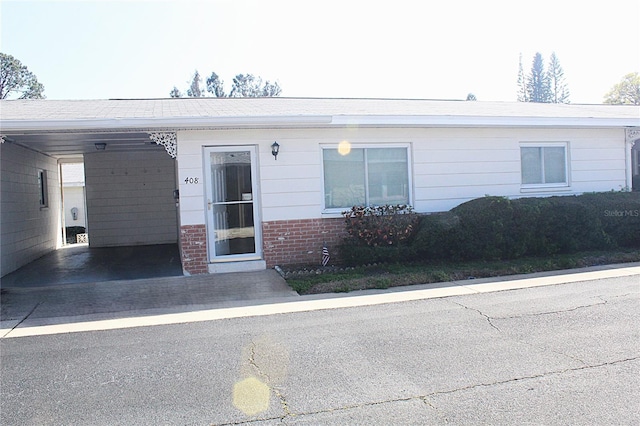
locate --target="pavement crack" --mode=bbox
[218,356,639,425]
[1,301,42,338]
[426,356,640,398]
[502,298,608,320]
[451,301,501,332]
[247,341,292,419]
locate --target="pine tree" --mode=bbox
[516,53,528,102]
[517,52,570,103]
[527,52,550,103]
[547,52,570,103]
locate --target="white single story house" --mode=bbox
[1,98,639,277]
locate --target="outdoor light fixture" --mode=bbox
[95,143,107,151]
[271,141,280,160]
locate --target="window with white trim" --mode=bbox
[520,143,568,186]
[322,145,410,210]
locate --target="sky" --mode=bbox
[1,0,639,103]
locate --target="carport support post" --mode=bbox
[626,128,640,190]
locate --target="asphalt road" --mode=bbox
[1,274,639,425]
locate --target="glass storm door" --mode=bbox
[205,147,261,261]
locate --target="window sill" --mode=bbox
[321,209,345,218]
[520,185,571,194]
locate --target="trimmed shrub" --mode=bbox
[342,204,420,247]
[412,212,460,260]
[412,192,638,262]
[578,192,640,248]
[340,192,639,266]
[339,204,420,265]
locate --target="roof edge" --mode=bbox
[1,114,638,132]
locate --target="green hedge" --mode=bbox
[414,192,639,261]
[340,192,640,265]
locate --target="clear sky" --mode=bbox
[1,0,638,103]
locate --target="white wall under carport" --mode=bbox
[1,142,60,276]
[83,150,178,247]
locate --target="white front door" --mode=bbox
[204,146,261,262]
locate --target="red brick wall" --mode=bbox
[262,218,347,267]
[180,224,208,275]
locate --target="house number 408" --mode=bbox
[184,177,199,184]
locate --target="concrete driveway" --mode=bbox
[1,269,299,331]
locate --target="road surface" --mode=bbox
[1,273,639,424]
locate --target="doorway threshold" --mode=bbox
[208,260,266,274]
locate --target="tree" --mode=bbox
[517,52,570,103]
[527,52,550,103]
[228,74,282,97]
[186,70,204,97]
[516,53,529,102]
[604,72,640,105]
[169,86,182,98]
[0,53,45,99]
[547,52,570,103]
[206,71,225,97]
[171,70,281,98]
[261,80,282,97]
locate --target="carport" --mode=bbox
[1,124,182,283]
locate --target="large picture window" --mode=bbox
[323,145,410,210]
[521,144,568,186]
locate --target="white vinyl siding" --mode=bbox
[176,128,626,223]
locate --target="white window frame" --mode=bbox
[520,142,570,192]
[38,169,49,208]
[321,143,413,214]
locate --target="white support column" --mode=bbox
[625,128,640,189]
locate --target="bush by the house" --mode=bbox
[340,192,639,266]
[414,192,639,262]
[578,192,640,248]
[339,204,420,265]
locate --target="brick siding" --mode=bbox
[262,218,347,267]
[180,224,208,275]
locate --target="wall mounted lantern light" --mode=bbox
[95,143,107,151]
[271,141,280,160]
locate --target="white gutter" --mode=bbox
[331,115,640,128]
[0,115,334,132]
[1,114,638,133]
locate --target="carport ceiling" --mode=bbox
[4,131,164,160]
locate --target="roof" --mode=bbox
[1,97,639,131]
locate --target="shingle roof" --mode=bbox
[1,97,638,127]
